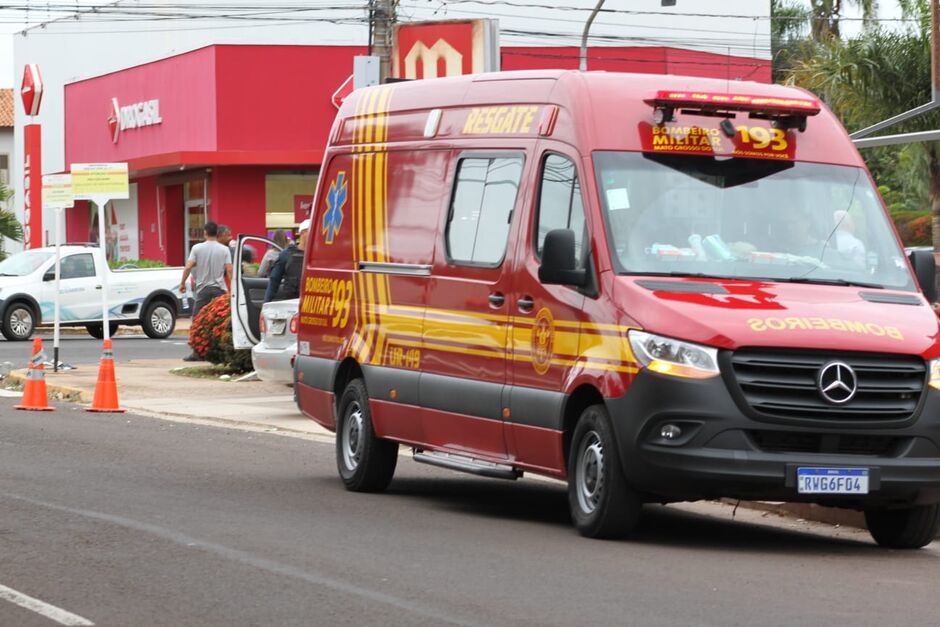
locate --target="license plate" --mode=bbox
[269,319,287,335]
[797,468,869,495]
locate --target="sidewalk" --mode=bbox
[4,357,331,438]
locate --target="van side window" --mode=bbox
[447,156,523,265]
[60,254,96,280]
[536,154,586,268]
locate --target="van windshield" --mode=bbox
[0,250,53,277]
[594,152,915,291]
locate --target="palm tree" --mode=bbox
[0,182,24,260]
[808,0,878,40]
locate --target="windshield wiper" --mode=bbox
[778,277,885,289]
[0,273,18,277]
[634,272,733,280]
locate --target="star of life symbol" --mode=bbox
[322,172,348,245]
[817,361,858,405]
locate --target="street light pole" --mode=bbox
[581,0,677,72]
[580,0,606,72]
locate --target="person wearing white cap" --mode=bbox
[264,218,311,303]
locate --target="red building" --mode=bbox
[63,43,769,265]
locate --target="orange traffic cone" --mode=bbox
[15,337,53,411]
[86,339,125,413]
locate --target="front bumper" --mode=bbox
[251,342,296,385]
[608,370,940,507]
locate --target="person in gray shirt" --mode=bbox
[179,221,233,361]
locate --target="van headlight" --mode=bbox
[930,359,940,390]
[628,331,720,379]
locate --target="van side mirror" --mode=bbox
[43,270,55,282]
[909,250,937,304]
[539,229,587,287]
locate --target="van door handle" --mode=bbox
[517,296,535,312]
[488,292,505,307]
[95,285,103,290]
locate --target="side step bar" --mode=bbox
[413,450,521,480]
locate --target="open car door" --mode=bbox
[232,234,282,349]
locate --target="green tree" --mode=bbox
[0,182,24,260]
[785,22,940,247]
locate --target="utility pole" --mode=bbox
[371,0,397,82]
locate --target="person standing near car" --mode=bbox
[179,221,232,361]
[264,219,309,303]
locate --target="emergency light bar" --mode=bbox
[645,90,821,130]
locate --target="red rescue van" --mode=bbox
[292,70,940,548]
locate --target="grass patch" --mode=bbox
[170,364,243,381]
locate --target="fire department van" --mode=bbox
[294,70,940,548]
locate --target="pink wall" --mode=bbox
[209,167,267,241]
[135,176,161,260]
[65,47,219,165]
[214,45,365,153]
[66,201,90,244]
[501,46,771,83]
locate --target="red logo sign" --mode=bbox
[20,64,43,117]
[108,98,120,144]
[294,194,314,223]
[23,125,43,248]
[392,20,498,80]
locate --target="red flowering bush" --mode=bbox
[188,296,253,372]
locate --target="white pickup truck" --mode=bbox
[0,245,190,341]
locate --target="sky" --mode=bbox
[0,0,911,88]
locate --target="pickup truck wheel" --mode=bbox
[568,404,642,539]
[142,301,176,339]
[85,322,119,340]
[335,378,398,492]
[2,303,35,341]
[865,504,940,549]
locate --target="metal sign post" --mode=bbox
[41,174,74,372]
[70,163,130,342]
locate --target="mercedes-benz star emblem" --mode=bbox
[817,361,858,405]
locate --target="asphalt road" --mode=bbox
[0,334,189,370]
[0,394,938,627]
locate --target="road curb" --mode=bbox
[721,498,866,530]
[4,369,94,404]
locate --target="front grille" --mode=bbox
[749,431,902,456]
[730,349,926,422]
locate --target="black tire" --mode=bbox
[141,300,176,339]
[865,504,940,549]
[2,302,36,341]
[568,404,642,539]
[85,322,119,340]
[335,378,398,492]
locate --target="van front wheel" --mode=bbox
[865,504,940,549]
[335,378,398,492]
[568,404,642,539]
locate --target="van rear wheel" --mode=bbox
[865,504,940,549]
[568,404,642,539]
[335,378,398,492]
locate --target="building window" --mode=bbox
[0,154,9,187]
[446,155,523,265]
[265,172,319,233]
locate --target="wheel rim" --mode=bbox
[150,306,173,335]
[342,401,364,472]
[10,307,33,338]
[576,430,605,515]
